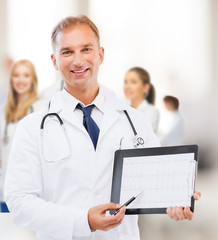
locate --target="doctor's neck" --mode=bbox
[65,84,99,106]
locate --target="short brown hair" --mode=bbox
[51,15,100,49]
[163,96,179,110]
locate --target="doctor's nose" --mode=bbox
[72,53,84,67]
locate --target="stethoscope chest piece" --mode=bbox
[134,135,145,148]
[123,110,145,148]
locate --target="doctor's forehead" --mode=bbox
[54,25,100,51]
[51,15,100,48]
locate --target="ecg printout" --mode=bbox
[120,153,196,209]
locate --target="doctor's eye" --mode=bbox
[83,48,92,53]
[62,51,72,55]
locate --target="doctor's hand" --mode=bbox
[88,202,125,231]
[166,191,201,221]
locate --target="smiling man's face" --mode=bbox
[51,24,104,93]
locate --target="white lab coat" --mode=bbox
[5,87,160,240]
[137,100,160,133]
[159,110,185,146]
[0,99,48,202]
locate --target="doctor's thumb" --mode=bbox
[100,202,121,212]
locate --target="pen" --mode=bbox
[113,191,143,215]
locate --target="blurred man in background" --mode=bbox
[159,95,185,146]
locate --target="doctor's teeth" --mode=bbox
[73,69,86,73]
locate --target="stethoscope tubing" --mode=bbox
[40,113,63,130]
[40,102,144,147]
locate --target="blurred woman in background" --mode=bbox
[0,59,46,212]
[123,67,160,133]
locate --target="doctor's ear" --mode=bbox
[51,54,59,70]
[99,47,104,65]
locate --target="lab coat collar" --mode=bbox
[48,85,128,113]
[60,86,105,114]
[100,86,128,111]
[47,85,129,143]
[97,86,129,142]
[48,91,86,134]
[91,87,105,114]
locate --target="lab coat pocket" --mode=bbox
[41,118,71,163]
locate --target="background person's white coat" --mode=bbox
[0,99,48,203]
[159,110,185,146]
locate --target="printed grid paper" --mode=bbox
[120,153,196,209]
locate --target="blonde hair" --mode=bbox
[5,60,38,123]
[51,15,100,49]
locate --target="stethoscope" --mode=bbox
[3,106,34,144]
[123,110,145,148]
[40,101,145,149]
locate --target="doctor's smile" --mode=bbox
[70,68,90,77]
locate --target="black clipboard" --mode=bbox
[110,145,198,215]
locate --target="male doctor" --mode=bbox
[5,15,200,240]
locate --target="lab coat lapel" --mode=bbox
[47,92,87,136]
[48,88,128,140]
[98,89,127,143]
[60,108,87,134]
[98,107,120,143]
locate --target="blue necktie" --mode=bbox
[76,104,100,149]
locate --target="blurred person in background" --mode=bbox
[159,95,185,146]
[123,67,160,133]
[0,59,46,212]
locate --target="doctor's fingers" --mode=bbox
[193,191,201,201]
[172,207,179,221]
[102,217,124,231]
[166,207,173,219]
[175,207,186,220]
[166,207,179,221]
[98,202,122,213]
[184,206,194,220]
[88,203,124,231]
[101,207,126,230]
[167,206,193,221]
